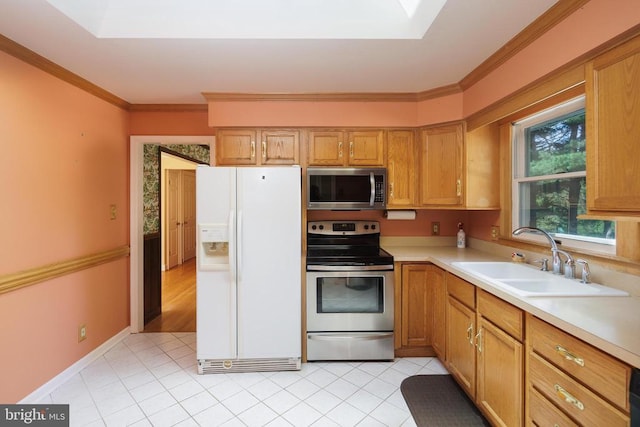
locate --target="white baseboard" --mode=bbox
[19,327,131,403]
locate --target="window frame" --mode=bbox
[510,95,616,255]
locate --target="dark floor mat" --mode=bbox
[400,375,490,426]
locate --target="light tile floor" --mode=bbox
[37,332,449,426]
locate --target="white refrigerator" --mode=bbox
[195,165,302,374]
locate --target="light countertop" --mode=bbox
[382,242,640,369]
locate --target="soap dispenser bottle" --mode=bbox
[457,222,466,248]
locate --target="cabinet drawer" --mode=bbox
[477,289,523,341]
[529,352,630,427]
[529,386,578,427]
[527,314,631,411]
[446,273,475,308]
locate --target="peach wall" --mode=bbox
[0,51,130,402]
[207,100,423,128]
[130,110,212,135]
[463,0,640,116]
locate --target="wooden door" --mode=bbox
[216,129,257,165]
[307,131,344,165]
[261,129,300,165]
[420,124,463,206]
[182,170,196,261]
[446,295,476,398]
[476,317,523,427]
[347,130,384,166]
[166,169,180,269]
[387,130,416,207]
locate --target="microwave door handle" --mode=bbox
[369,172,375,206]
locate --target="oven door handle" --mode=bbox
[307,265,394,271]
[369,171,375,207]
[308,332,394,341]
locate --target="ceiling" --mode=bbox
[0,0,560,105]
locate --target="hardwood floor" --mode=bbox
[144,258,196,332]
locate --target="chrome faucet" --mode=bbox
[512,227,564,275]
[557,249,575,279]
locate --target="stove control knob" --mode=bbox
[364,224,369,230]
[319,225,324,230]
[371,224,377,230]
[311,225,317,230]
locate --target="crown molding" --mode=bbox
[0,34,130,110]
[129,104,208,112]
[459,0,591,90]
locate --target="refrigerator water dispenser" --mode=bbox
[198,223,230,270]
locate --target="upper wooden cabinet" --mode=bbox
[420,124,464,206]
[386,130,417,208]
[261,129,300,165]
[216,129,299,166]
[307,130,384,166]
[586,34,640,216]
[419,122,500,209]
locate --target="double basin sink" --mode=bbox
[451,261,628,297]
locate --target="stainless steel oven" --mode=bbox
[306,221,394,361]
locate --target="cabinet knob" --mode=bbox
[338,141,343,158]
[349,141,354,157]
[262,141,266,160]
[250,141,255,159]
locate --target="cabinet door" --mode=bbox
[387,130,417,207]
[347,130,384,166]
[420,124,463,206]
[216,129,257,165]
[446,295,476,398]
[476,317,523,427]
[431,266,446,360]
[586,35,640,213]
[307,131,344,166]
[260,130,300,165]
[401,264,433,348]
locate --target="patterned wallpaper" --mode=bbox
[143,144,210,235]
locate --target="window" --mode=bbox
[512,96,615,251]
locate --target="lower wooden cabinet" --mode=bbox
[395,268,633,427]
[445,274,524,426]
[395,263,444,357]
[476,290,524,426]
[526,314,631,426]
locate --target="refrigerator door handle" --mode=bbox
[228,210,236,281]
[237,210,243,282]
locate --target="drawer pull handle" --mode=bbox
[555,345,585,367]
[554,384,584,411]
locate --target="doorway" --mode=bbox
[144,150,200,332]
[129,136,214,333]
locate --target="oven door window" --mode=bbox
[316,277,384,313]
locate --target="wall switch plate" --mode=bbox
[110,204,117,220]
[431,222,440,236]
[491,226,500,240]
[78,324,87,342]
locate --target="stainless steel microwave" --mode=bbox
[307,167,386,210]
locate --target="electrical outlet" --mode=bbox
[491,226,500,240]
[110,204,117,220]
[78,324,87,342]
[431,222,440,236]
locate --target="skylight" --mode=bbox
[46,0,447,39]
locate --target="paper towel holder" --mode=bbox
[385,210,417,220]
